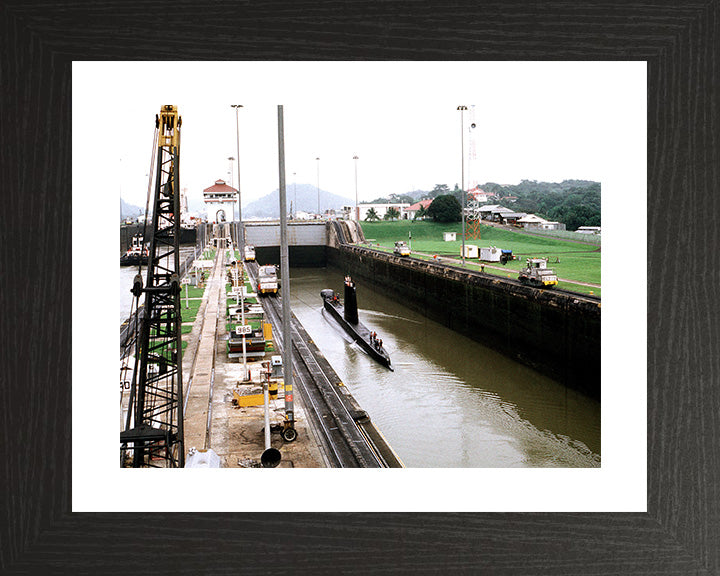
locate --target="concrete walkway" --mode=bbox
[180,246,326,468]
[183,249,224,452]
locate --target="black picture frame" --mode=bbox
[2,2,718,574]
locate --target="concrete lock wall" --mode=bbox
[255,245,328,267]
[245,221,331,267]
[328,245,601,399]
[244,221,327,248]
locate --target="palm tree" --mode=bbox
[415,205,427,220]
[365,208,380,222]
[384,207,400,221]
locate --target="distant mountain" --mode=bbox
[120,198,143,219]
[407,189,430,201]
[243,184,353,218]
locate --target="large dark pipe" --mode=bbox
[261,448,281,468]
[344,278,358,324]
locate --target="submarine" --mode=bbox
[320,277,393,371]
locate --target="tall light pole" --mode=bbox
[227,156,235,222]
[293,172,297,219]
[277,105,294,441]
[353,155,359,222]
[231,104,243,249]
[315,157,321,217]
[457,105,467,267]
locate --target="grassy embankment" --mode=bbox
[359,220,601,296]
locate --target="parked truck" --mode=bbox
[518,258,558,288]
[480,246,514,264]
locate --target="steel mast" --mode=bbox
[121,105,185,468]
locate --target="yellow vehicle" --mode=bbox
[393,241,411,256]
[257,265,278,295]
[518,258,558,288]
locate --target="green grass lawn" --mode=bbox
[182,285,206,298]
[227,295,258,306]
[180,299,203,323]
[360,220,601,293]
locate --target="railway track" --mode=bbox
[246,262,400,468]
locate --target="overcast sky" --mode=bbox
[74,61,645,213]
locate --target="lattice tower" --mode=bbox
[120,105,185,468]
[465,199,483,240]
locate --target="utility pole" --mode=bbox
[457,105,467,267]
[316,157,320,217]
[227,156,235,222]
[353,155,359,222]
[231,104,243,250]
[278,106,295,441]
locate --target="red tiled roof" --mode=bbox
[203,179,237,193]
[407,199,433,211]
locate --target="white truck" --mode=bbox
[243,245,256,262]
[480,246,514,264]
[257,265,278,295]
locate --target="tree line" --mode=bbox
[362,180,600,230]
[499,180,601,230]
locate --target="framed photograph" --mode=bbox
[2,1,717,573]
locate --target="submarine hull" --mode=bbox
[321,290,393,371]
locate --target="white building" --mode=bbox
[203,179,238,223]
[517,214,565,231]
[467,187,494,203]
[576,226,601,234]
[517,214,548,229]
[477,204,506,219]
[353,203,410,221]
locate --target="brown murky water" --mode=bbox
[289,267,600,468]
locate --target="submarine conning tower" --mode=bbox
[343,276,359,324]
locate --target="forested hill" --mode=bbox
[488,179,601,230]
[351,179,601,231]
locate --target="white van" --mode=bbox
[243,245,256,262]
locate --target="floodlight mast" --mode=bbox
[231,104,244,249]
[457,105,468,267]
